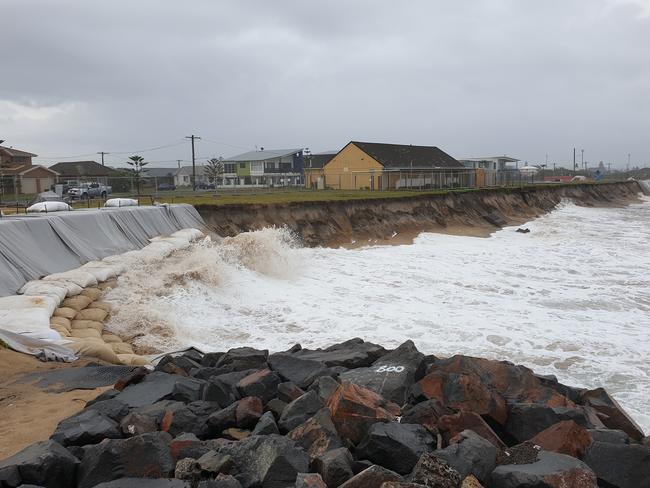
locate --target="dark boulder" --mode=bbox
[356,422,436,475]
[265,398,288,419]
[198,474,243,487]
[114,367,149,391]
[120,411,159,436]
[174,457,201,482]
[583,441,650,488]
[115,372,204,408]
[277,382,306,403]
[312,447,354,488]
[92,479,189,487]
[279,390,323,432]
[410,453,462,488]
[251,411,280,436]
[201,351,226,367]
[236,369,281,403]
[160,404,203,438]
[85,398,130,422]
[294,339,387,369]
[197,450,235,476]
[437,411,506,449]
[338,465,402,488]
[580,388,645,441]
[587,428,630,444]
[411,370,507,426]
[203,375,242,407]
[309,376,340,403]
[269,353,332,389]
[505,403,602,443]
[0,440,79,488]
[433,430,497,483]
[490,449,597,488]
[339,340,425,405]
[156,355,201,376]
[401,399,452,434]
[326,381,400,444]
[170,434,219,462]
[206,402,239,435]
[288,408,343,460]
[85,388,120,406]
[219,434,309,488]
[214,347,269,373]
[77,432,174,488]
[51,409,121,446]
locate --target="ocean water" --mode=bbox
[106,197,650,432]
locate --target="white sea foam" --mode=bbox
[106,198,650,432]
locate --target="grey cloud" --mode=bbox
[1,0,648,167]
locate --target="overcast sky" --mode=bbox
[1,0,649,168]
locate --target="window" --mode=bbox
[239,163,246,169]
[224,163,236,173]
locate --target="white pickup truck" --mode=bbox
[68,182,112,200]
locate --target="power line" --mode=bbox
[200,138,252,151]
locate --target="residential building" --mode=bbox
[48,160,117,184]
[0,145,37,167]
[458,156,520,186]
[174,166,208,187]
[0,145,58,195]
[222,148,304,186]
[2,164,59,194]
[322,141,466,190]
[144,167,177,186]
[304,151,337,189]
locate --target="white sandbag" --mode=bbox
[44,270,98,288]
[149,236,191,250]
[26,201,73,213]
[171,228,204,241]
[0,308,61,342]
[22,279,84,298]
[80,262,118,282]
[98,257,127,275]
[0,295,58,316]
[104,198,138,208]
[19,281,67,303]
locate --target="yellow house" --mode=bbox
[322,141,465,190]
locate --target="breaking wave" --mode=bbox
[105,199,650,432]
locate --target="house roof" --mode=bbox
[48,160,116,177]
[306,153,337,169]
[350,141,463,169]
[144,167,179,178]
[461,156,520,162]
[223,148,303,162]
[2,164,59,176]
[0,146,37,158]
[175,165,207,176]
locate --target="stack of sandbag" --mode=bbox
[0,295,61,342]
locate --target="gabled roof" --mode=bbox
[175,165,207,176]
[0,146,37,158]
[306,153,337,169]
[223,148,303,162]
[48,160,116,177]
[350,141,463,169]
[145,167,179,178]
[2,164,59,176]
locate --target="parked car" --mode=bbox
[68,182,112,200]
[157,183,176,191]
[197,182,216,190]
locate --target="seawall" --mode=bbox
[197,181,643,247]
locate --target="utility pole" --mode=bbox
[177,160,182,169]
[97,151,109,166]
[627,153,631,171]
[581,149,584,171]
[185,135,201,191]
[573,148,577,172]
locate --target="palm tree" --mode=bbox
[126,155,149,197]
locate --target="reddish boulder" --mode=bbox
[530,420,593,459]
[287,408,343,460]
[326,381,400,444]
[236,368,281,403]
[401,399,452,434]
[438,411,506,449]
[580,388,645,441]
[235,396,263,429]
[296,472,328,488]
[412,371,507,425]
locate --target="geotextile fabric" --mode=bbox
[0,204,205,297]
